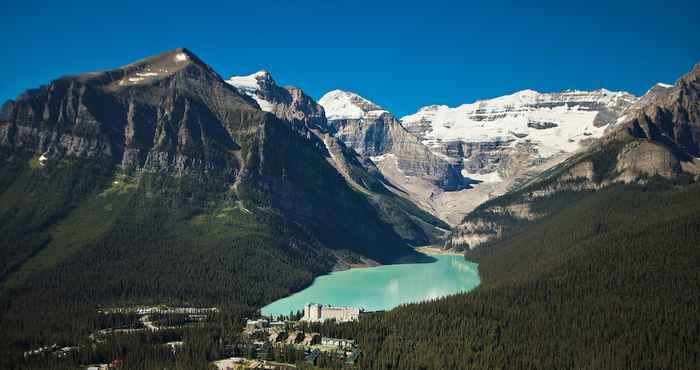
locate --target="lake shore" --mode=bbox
[415,246,464,256]
[262,253,479,316]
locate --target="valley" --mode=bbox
[0,44,698,370]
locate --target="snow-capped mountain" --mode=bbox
[225,71,449,242]
[401,88,637,185]
[227,70,277,111]
[226,71,327,130]
[230,73,640,226]
[319,90,469,220]
[447,64,700,252]
[318,89,389,120]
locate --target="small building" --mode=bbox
[165,341,183,353]
[269,321,286,329]
[245,319,269,334]
[321,337,355,349]
[86,365,108,370]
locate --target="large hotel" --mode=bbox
[301,303,360,322]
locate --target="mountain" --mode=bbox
[319,90,472,225]
[331,175,700,370]
[312,62,700,370]
[317,90,465,193]
[226,70,327,130]
[398,88,636,223]
[226,72,449,245]
[0,47,444,320]
[446,62,700,251]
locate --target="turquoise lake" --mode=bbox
[262,254,480,316]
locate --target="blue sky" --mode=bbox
[2,0,698,117]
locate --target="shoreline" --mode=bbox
[414,246,464,256]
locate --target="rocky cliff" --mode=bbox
[318,90,475,225]
[318,90,466,190]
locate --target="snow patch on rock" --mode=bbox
[402,89,637,154]
[318,90,383,120]
[461,170,503,184]
[226,71,275,112]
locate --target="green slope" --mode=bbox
[309,181,700,369]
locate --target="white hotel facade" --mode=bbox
[301,303,360,322]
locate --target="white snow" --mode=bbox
[369,153,394,163]
[174,53,188,62]
[38,154,48,166]
[401,89,637,155]
[461,170,503,184]
[656,82,673,88]
[227,73,263,92]
[253,97,274,112]
[119,70,163,86]
[318,90,383,120]
[366,109,389,117]
[226,71,275,112]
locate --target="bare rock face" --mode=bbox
[615,141,681,182]
[612,63,700,159]
[447,219,501,251]
[318,90,467,192]
[0,48,255,179]
[560,161,595,182]
[227,71,327,130]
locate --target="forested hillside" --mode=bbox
[309,179,700,369]
[0,49,439,369]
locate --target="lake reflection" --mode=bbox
[261,254,479,316]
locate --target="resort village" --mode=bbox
[20,303,364,370]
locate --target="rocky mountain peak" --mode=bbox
[319,88,470,221]
[608,61,700,163]
[226,70,327,129]
[227,70,274,91]
[318,90,387,120]
[60,48,227,92]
